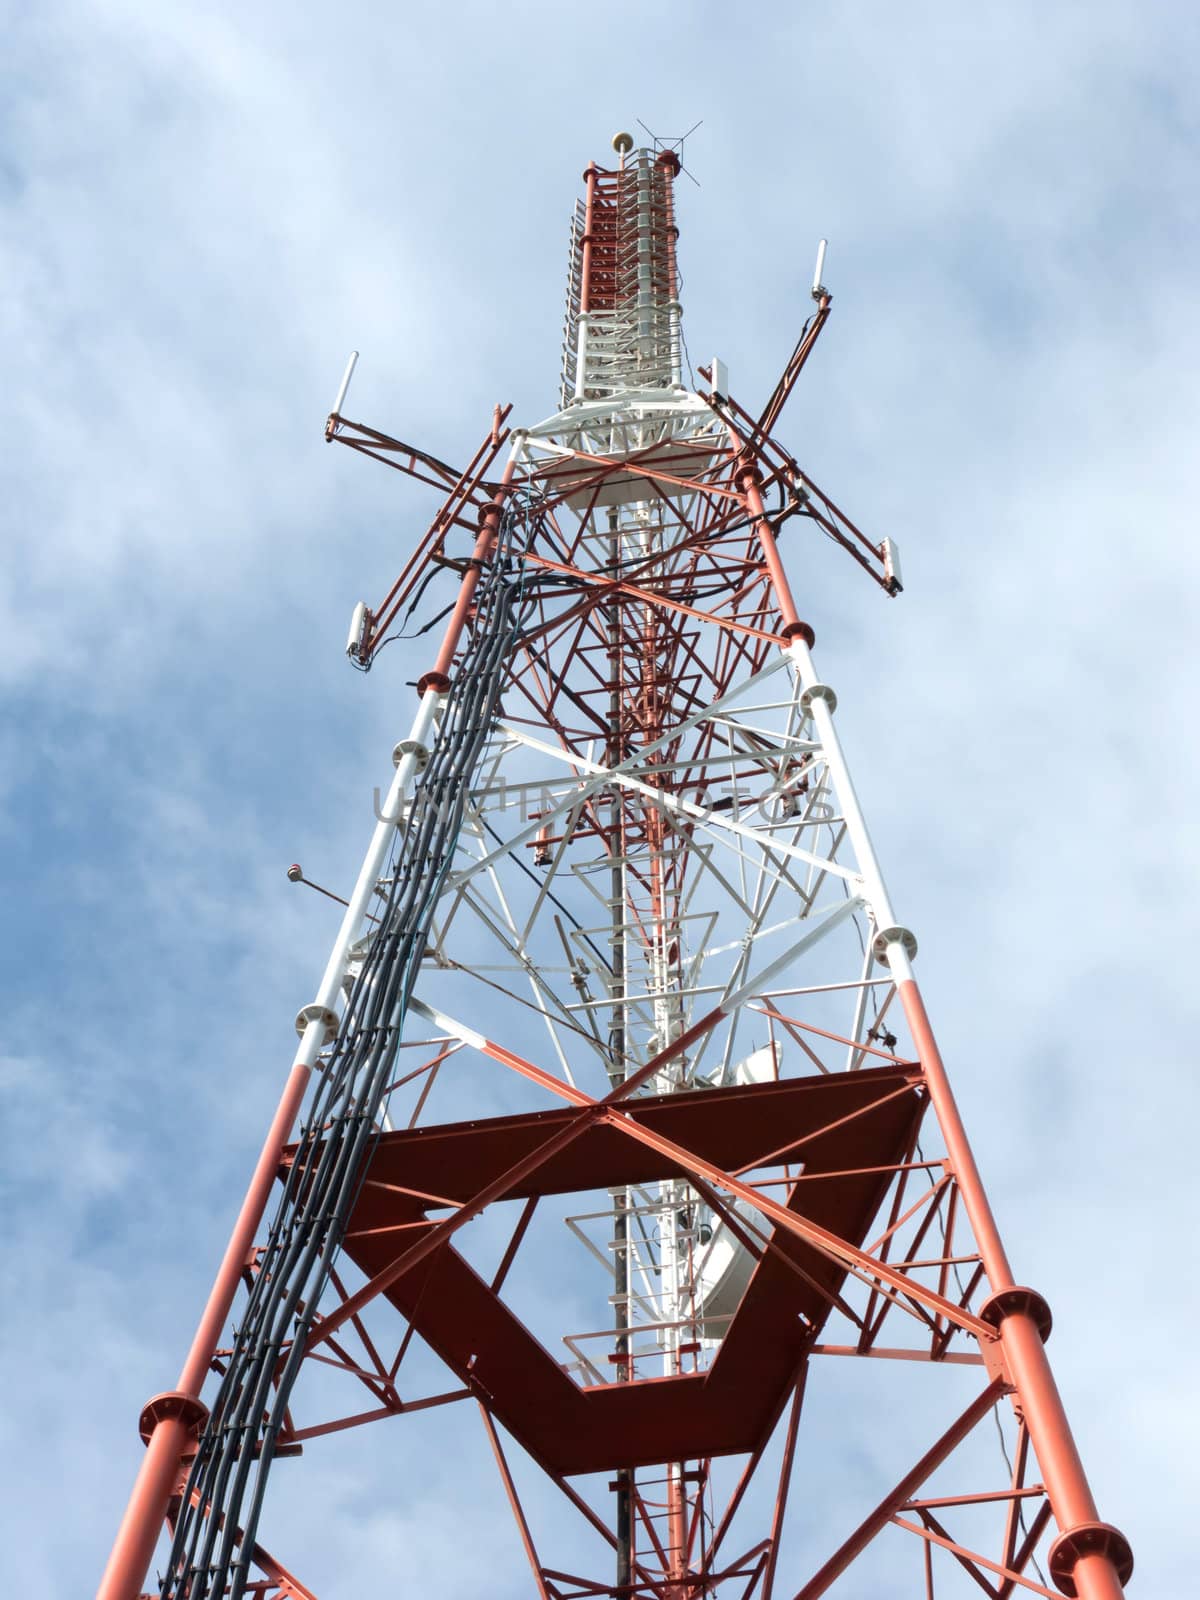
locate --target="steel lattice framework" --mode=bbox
[98,135,1133,1600]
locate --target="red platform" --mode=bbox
[319,1063,923,1477]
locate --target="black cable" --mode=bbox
[160,494,544,1598]
[216,571,519,1579]
[478,815,611,973]
[161,476,796,1593]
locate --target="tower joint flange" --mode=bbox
[1047,1522,1134,1596]
[138,1392,209,1447]
[800,682,838,715]
[872,925,919,965]
[979,1285,1053,1345]
[294,1002,339,1042]
[393,739,431,770]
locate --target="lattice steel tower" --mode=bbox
[98,133,1133,1600]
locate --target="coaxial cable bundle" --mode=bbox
[160,495,544,1598]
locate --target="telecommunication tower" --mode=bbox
[98,132,1133,1600]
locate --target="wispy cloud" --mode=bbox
[4,2,1196,1594]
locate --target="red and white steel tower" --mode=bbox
[98,132,1133,1600]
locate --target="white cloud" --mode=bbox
[4,2,1196,1594]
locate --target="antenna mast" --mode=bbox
[98,136,1131,1600]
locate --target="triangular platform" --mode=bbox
[316,1063,923,1476]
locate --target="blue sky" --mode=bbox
[3,2,1198,1594]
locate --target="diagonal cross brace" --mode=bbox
[304,903,988,1358]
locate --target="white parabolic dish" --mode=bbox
[693,1043,780,1340]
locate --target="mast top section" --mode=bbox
[327,134,904,673]
[560,142,684,410]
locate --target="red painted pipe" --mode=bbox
[579,162,599,316]
[99,442,521,1599]
[96,1060,313,1600]
[732,448,810,645]
[895,977,1129,1599]
[96,1414,194,1600]
[420,457,518,692]
[795,1380,1006,1599]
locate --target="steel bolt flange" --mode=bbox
[392,739,430,770]
[1047,1521,1134,1596]
[294,1002,338,1042]
[979,1284,1054,1345]
[872,925,919,965]
[138,1391,209,1447]
[800,681,837,715]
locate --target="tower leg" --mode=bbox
[95,689,446,1600]
[95,1058,312,1600]
[894,971,1132,1599]
[773,623,1131,1599]
[96,1414,196,1600]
